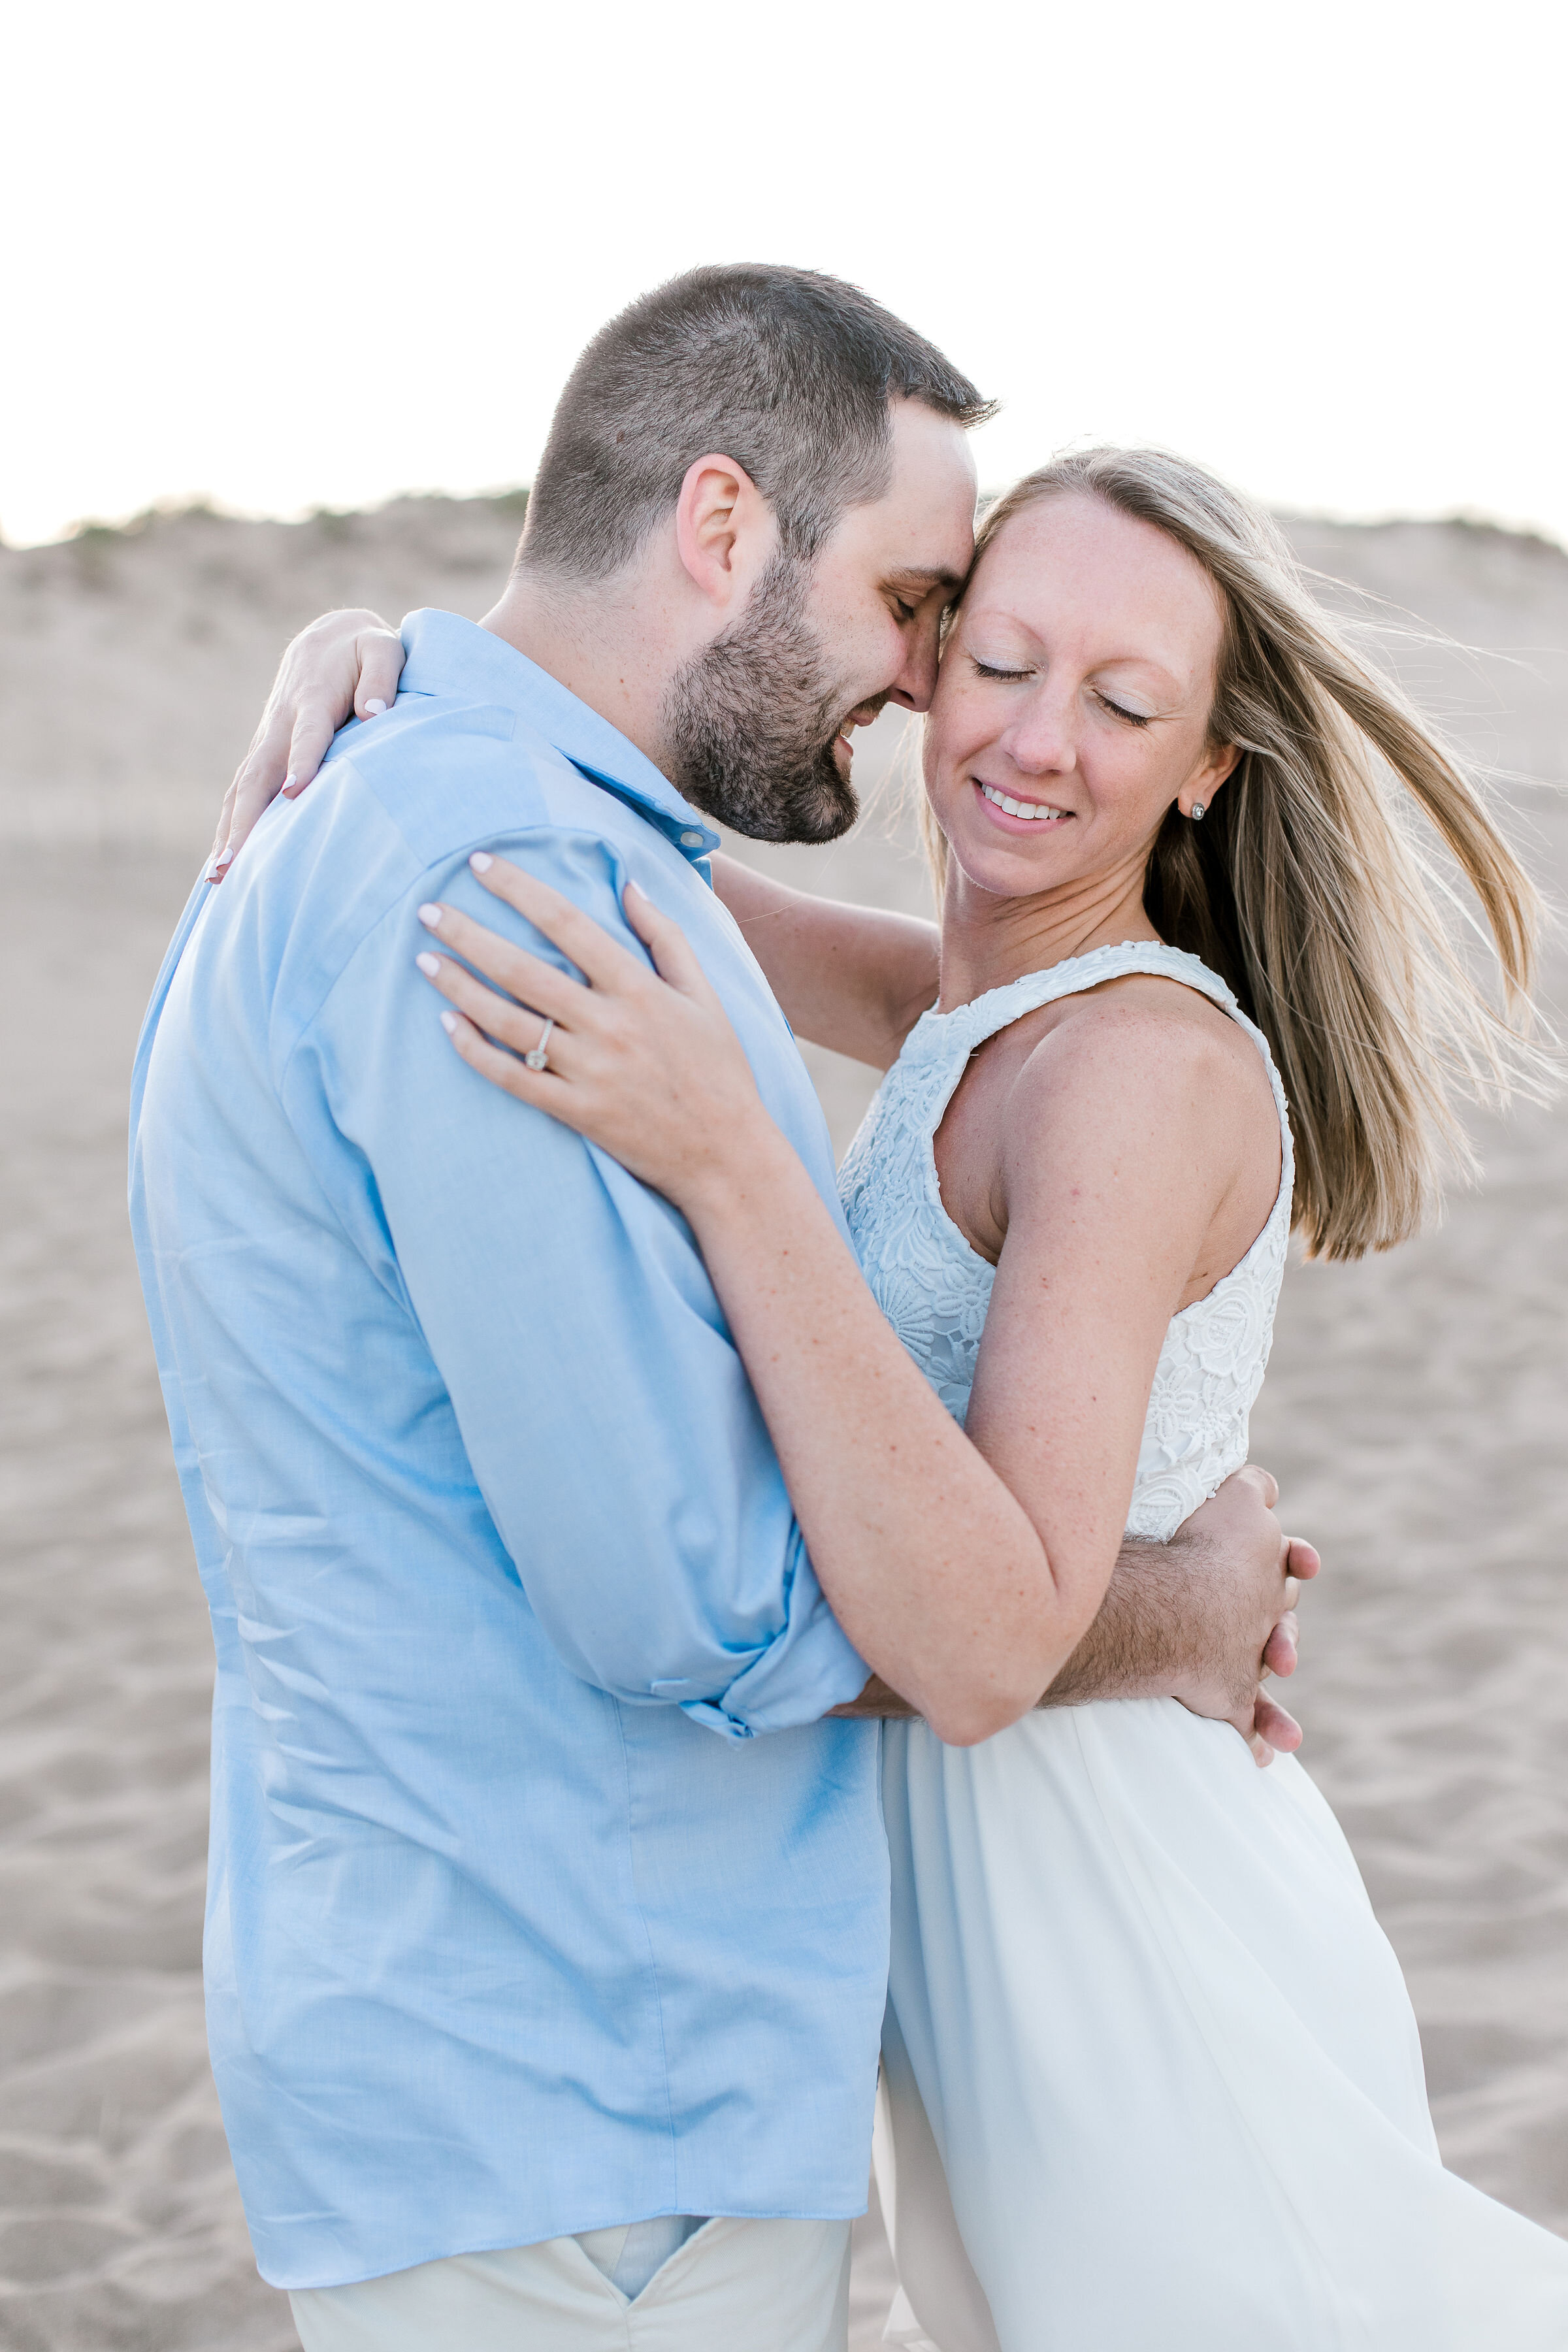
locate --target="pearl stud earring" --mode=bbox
[1190,802,1206,821]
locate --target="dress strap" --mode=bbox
[912,940,1241,1051]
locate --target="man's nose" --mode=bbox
[886,612,943,713]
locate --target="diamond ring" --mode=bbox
[523,1018,555,1073]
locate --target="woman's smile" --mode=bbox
[974,779,1074,830]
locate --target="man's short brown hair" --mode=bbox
[518,263,993,581]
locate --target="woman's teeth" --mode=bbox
[980,783,1067,822]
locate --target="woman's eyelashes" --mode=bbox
[969,655,1154,727]
[1097,693,1154,727]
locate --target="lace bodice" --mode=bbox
[838,942,1294,1541]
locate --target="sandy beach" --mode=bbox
[1,497,1563,2347]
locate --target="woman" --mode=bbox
[240,452,1567,2342]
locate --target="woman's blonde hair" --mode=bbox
[922,448,1547,1260]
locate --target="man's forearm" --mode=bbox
[1034,1532,1215,1706]
[829,1469,1306,1765]
[828,1533,1207,1720]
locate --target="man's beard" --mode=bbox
[661,553,866,845]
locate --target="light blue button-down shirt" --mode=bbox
[129,611,886,2291]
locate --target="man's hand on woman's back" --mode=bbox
[208,608,405,877]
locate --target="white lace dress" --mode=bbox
[839,943,1568,2352]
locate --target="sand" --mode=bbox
[0,498,1563,2348]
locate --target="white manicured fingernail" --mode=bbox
[417,903,442,930]
[363,698,387,717]
[469,851,493,874]
[625,879,647,902]
[416,951,441,977]
[215,845,234,868]
[440,1010,458,1034]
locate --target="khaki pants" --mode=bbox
[289,2215,853,2351]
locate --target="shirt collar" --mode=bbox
[397,608,721,864]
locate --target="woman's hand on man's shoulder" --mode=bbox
[209,608,406,880]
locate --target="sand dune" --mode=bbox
[0,497,1563,2347]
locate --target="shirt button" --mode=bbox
[680,830,706,847]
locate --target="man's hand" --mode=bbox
[208,608,405,879]
[1166,1466,1318,1766]
[830,1466,1318,1761]
[1033,1464,1317,1767]
[831,1468,1317,1761]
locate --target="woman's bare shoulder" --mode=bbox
[1024,968,1266,1088]
[1001,968,1280,1207]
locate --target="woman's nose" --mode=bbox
[1003,693,1075,776]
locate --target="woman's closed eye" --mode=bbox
[1096,693,1154,727]
[968,656,1156,725]
[971,657,1035,683]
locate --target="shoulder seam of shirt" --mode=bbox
[275,788,634,1082]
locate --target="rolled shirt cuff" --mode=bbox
[672,1588,871,1742]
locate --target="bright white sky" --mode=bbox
[4,0,1564,549]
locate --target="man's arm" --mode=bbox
[831,1468,1318,1766]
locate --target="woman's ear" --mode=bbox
[673,454,774,612]
[1179,740,1241,820]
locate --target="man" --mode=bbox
[135,265,1310,2350]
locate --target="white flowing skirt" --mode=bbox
[877,1701,1568,2351]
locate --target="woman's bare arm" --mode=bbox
[712,854,939,1069]
[951,993,1278,1650]
[416,857,1308,1752]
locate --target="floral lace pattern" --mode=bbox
[839,943,1294,1543]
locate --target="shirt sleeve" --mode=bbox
[290,822,870,1739]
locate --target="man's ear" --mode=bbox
[673,454,776,611]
